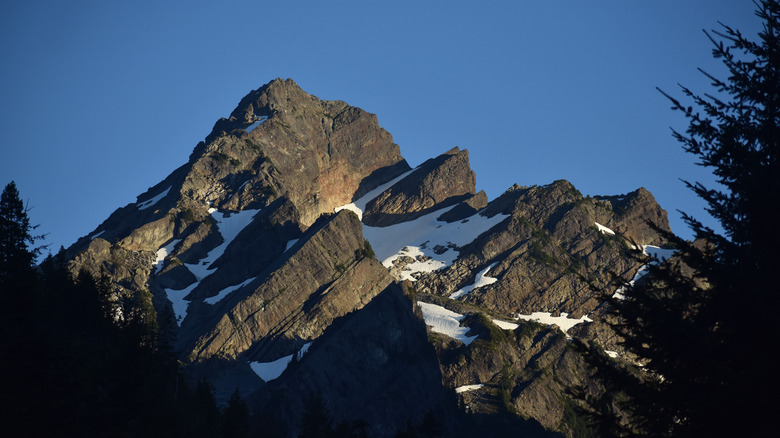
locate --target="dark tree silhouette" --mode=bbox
[190,379,221,438]
[299,393,335,438]
[0,181,44,285]
[221,388,250,438]
[0,181,191,437]
[580,1,780,436]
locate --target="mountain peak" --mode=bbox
[65,79,674,437]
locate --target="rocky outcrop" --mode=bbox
[595,187,670,245]
[70,237,156,291]
[437,190,489,223]
[426,307,603,438]
[363,147,476,226]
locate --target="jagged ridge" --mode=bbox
[66,78,674,437]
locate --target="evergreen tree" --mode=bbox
[582,1,780,436]
[394,420,418,438]
[0,181,44,286]
[298,392,334,438]
[0,183,188,437]
[191,379,221,438]
[221,388,250,438]
[418,410,445,438]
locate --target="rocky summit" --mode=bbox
[66,78,673,437]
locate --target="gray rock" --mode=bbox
[363,147,476,226]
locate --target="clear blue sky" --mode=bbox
[0,1,762,253]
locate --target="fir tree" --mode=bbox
[191,379,221,438]
[418,410,445,438]
[0,181,44,286]
[221,389,250,438]
[581,1,780,436]
[299,392,334,438]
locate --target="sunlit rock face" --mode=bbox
[362,147,477,227]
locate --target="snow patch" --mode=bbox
[284,239,299,252]
[644,245,676,262]
[165,282,198,326]
[363,207,509,282]
[249,355,292,382]
[153,239,181,273]
[334,170,414,220]
[595,222,615,235]
[334,203,364,220]
[606,350,619,358]
[204,276,255,305]
[245,116,268,133]
[184,208,261,281]
[613,245,678,300]
[449,263,499,299]
[249,342,313,382]
[455,384,484,394]
[225,180,252,204]
[297,342,312,360]
[417,302,477,345]
[514,312,592,337]
[491,319,519,330]
[137,186,171,210]
[89,230,105,240]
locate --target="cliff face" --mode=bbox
[66,78,674,437]
[362,147,476,226]
[183,210,389,362]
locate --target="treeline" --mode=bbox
[295,393,445,438]
[0,181,251,437]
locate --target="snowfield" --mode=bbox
[363,207,509,281]
[334,169,508,282]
